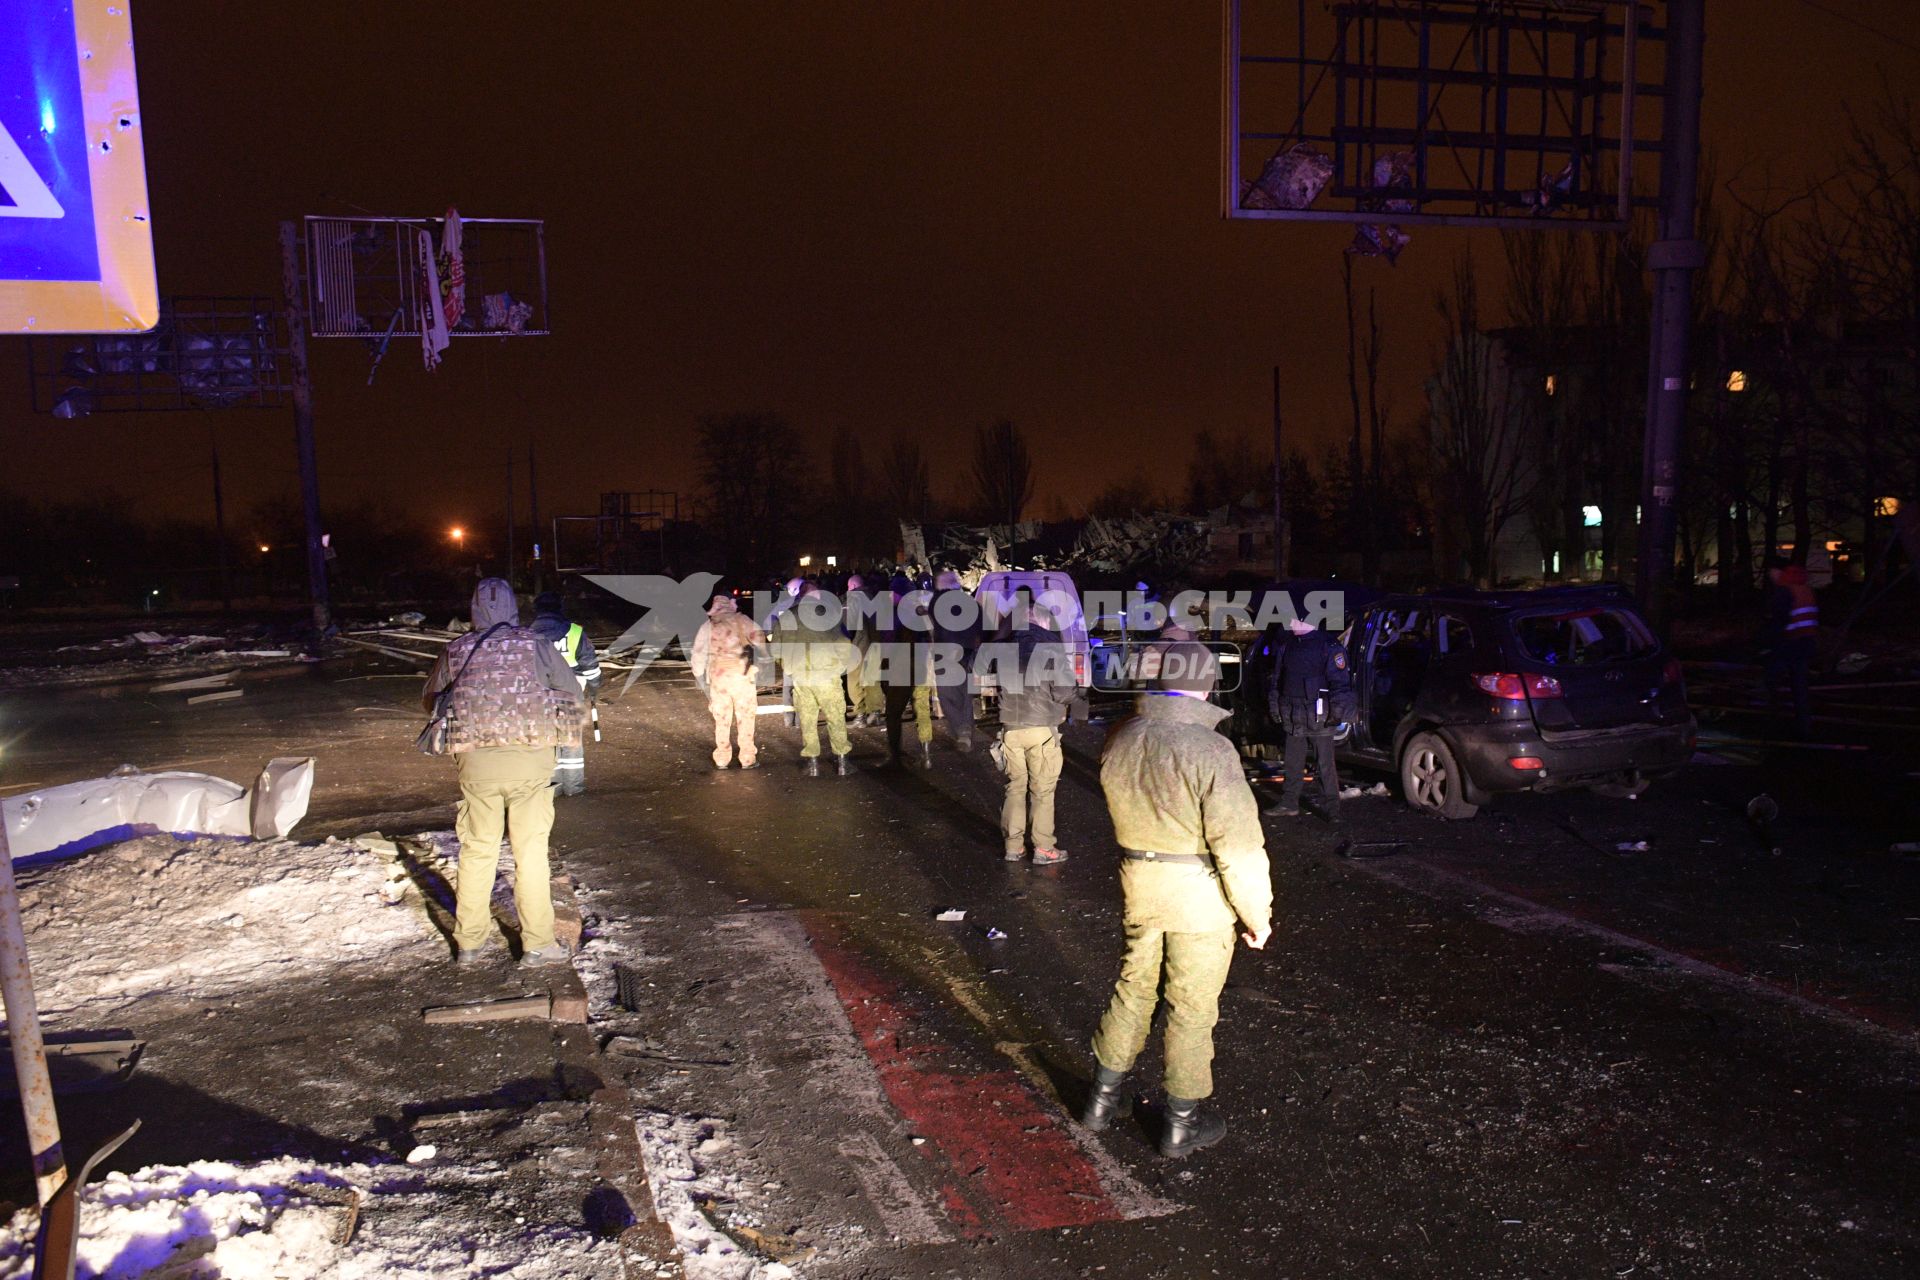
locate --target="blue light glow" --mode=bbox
[39,101,56,134]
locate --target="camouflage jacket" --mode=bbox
[1099,693,1272,934]
[691,599,765,686]
[770,613,858,685]
[425,625,586,752]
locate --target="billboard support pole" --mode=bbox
[1634,0,1705,632]
[278,221,330,634]
[1272,364,1289,580]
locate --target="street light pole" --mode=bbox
[1634,0,1706,631]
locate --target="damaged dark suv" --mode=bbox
[1232,585,1696,818]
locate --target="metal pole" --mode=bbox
[528,443,542,594]
[0,817,65,1206]
[1272,364,1289,580]
[505,451,516,589]
[1633,0,1705,631]
[277,221,330,634]
[209,424,230,612]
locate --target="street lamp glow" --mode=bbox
[449,526,465,543]
[258,543,270,554]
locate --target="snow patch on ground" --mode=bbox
[634,1112,799,1280]
[0,1156,611,1279]
[19,833,429,1017]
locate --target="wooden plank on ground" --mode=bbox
[421,994,551,1024]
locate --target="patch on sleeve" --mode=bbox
[1332,650,1347,670]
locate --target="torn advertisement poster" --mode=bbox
[1241,142,1332,211]
[2,758,316,863]
[438,206,466,331]
[415,228,450,369]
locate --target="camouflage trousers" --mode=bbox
[795,680,851,758]
[1091,923,1236,1100]
[707,673,758,767]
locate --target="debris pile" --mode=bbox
[0,626,306,692]
[900,513,1210,580]
[15,832,421,1018]
[0,1154,610,1279]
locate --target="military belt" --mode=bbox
[1121,849,1212,866]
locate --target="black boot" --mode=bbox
[1159,1097,1227,1158]
[1080,1065,1127,1132]
[803,758,819,778]
[836,754,855,777]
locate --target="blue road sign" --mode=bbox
[0,0,157,332]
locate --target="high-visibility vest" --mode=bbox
[561,622,584,667]
[1784,585,1818,634]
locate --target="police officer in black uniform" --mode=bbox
[1265,615,1354,818]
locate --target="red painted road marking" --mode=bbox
[802,914,1125,1236]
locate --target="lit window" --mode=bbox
[1726,370,1748,392]
[1825,540,1842,553]
[1877,496,1902,517]
[1544,374,1557,397]
[1582,505,1602,528]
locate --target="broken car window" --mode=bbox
[1512,607,1656,666]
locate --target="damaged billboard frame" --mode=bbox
[1222,0,1665,235]
[302,214,549,341]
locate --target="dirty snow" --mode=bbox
[18,834,426,1018]
[0,1156,611,1279]
[634,1112,798,1280]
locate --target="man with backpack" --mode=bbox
[421,578,586,966]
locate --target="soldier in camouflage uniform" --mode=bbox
[844,573,886,725]
[1080,656,1272,1158]
[422,578,587,967]
[690,593,767,769]
[771,584,859,776]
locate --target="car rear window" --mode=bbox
[1511,606,1656,666]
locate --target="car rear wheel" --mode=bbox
[1401,731,1479,820]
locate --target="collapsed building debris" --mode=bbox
[900,512,1210,582]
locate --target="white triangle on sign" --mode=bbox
[0,119,66,219]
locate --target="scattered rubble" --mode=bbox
[12,831,418,1018]
[0,1155,612,1279]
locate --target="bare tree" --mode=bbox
[1427,254,1537,585]
[970,418,1034,531]
[696,411,805,580]
[880,434,934,531]
[826,426,889,561]
[1088,473,1162,517]
[1186,428,1270,513]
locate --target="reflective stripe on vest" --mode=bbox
[562,622,583,667]
[1785,606,1818,633]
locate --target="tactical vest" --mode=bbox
[447,627,582,752]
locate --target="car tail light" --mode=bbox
[1473,673,1562,700]
[1473,673,1527,700]
[1508,756,1544,770]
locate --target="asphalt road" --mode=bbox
[1,655,1916,1278]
